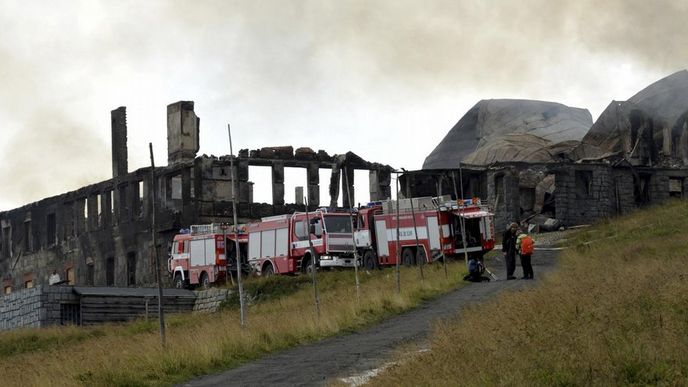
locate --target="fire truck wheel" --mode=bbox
[402,248,416,266]
[416,248,427,265]
[199,272,210,289]
[363,250,378,270]
[302,255,316,274]
[173,274,186,289]
[263,263,274,277]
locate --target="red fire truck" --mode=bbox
[246,209,355,276]
[168,224,248,288]
[354,197,495,270]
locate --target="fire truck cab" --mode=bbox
[247,209,355,276]
[354,197,494,270]
[168,224,248,288]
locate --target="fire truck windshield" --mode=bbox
[324,216,352,233]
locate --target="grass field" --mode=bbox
[370,200,688,386]
[0,260,465,386]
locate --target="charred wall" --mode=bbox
[0,153,393,291]
[400,169,487,200]
[0,101,393,291]
[553,164,614,226]
[0,168,160,292]
[405,162,688,233]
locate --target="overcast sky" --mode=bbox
[1,0,687,211]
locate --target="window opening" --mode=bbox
[60,303,80,326]
[575,171,593,198]
[47,213,57,246]
[23,220,31,252]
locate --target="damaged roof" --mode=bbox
[573,70,688,166]
[423,99,592,169]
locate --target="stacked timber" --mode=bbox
[73,287,196,325]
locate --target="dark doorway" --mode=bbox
[87,263,94,286]
[633,173,651,206]
[126,252,136,286]
[494,174,504,207]
[575,171,593,198]
[60,303,80,326]
[542,192,556,217]
[106,257,115,286]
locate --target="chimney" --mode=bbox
[167,101,200,165]
[111,106,128,178]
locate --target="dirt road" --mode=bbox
[182,248,560,387]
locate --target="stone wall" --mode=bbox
[610,169,634,215]
[410,162,688,233]
[43,286,80,326]
[0,286,42,330]
[651,173,671,203]
[0,285,79,331]
[555,164,614,226]
[193,288,232,313]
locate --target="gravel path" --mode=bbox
[182,245,561,387]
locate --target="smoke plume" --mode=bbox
[0,0,687,209]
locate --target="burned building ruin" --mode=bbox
[407,70,688,232]
[0,101,393,292]
[3,70,688,292]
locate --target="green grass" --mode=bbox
[223,273,312,308]
[371,200,688,386]
[0,328,105,358]
[0,261,466,386]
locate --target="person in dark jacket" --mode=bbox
[463,257,490,282]
[502,222,518,280]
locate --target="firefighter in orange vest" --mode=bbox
[516,231,535,279]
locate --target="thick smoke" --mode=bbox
[0,108,109,208]
[0,42,109,210]
[159,0,688,88]
[0,0,686,210]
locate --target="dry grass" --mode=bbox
[0,261,464,386]
[370,200,688,386]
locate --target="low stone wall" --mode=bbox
[1,285,231,330]
[0,285,78,331]
[193,288,232,313]
[0,286,42,330]
[42,286,80,326]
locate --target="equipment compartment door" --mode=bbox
[375,220,389,257]
[190,239,205,266]
[204,238,215,265]
[427,216,440,250]
[248,233,261,261]
[275,228,288,257]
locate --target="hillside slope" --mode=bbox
[371,200,688,386]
